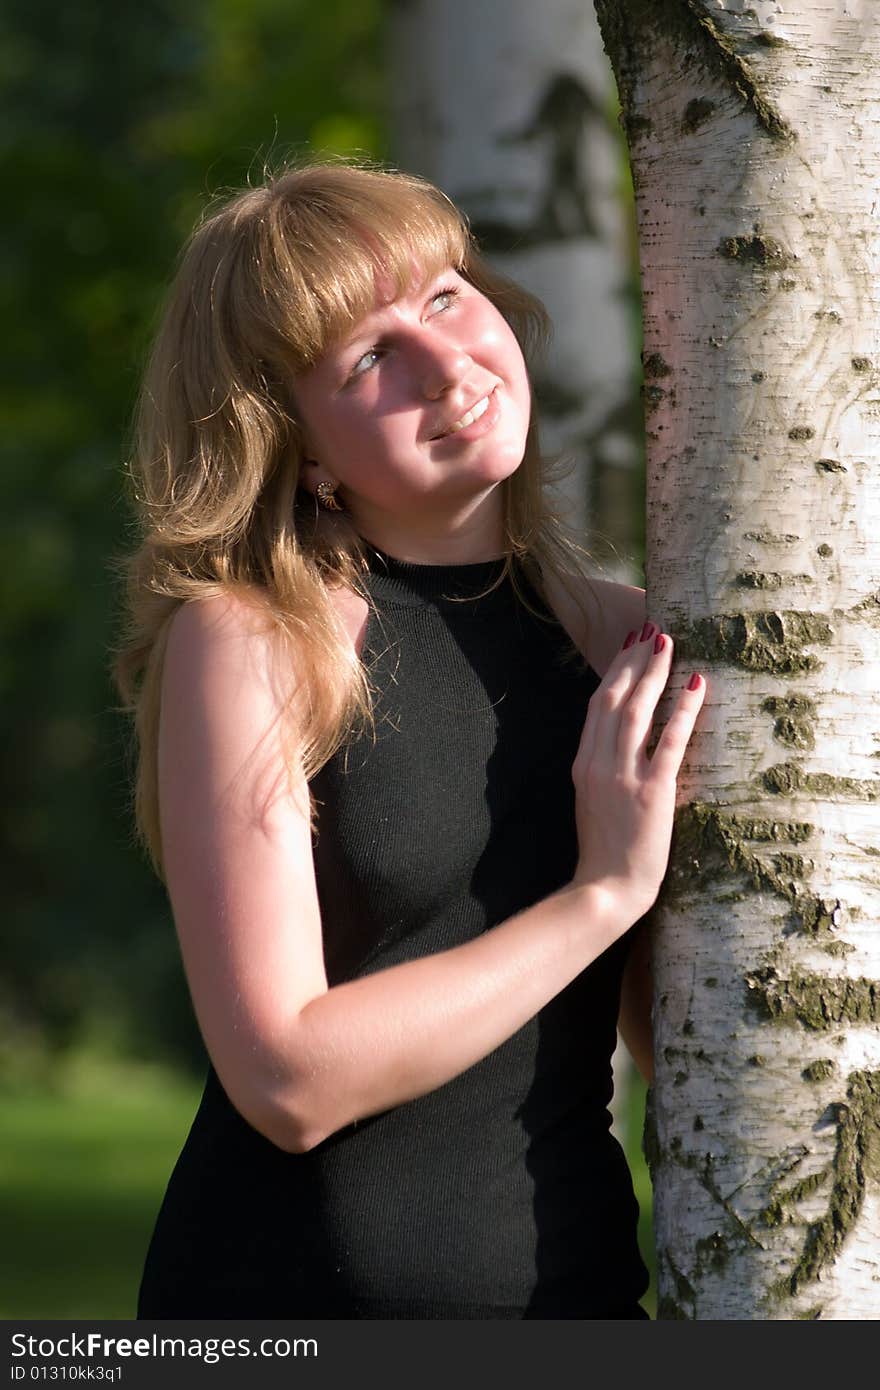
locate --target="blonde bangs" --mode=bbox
[247,166,472,369]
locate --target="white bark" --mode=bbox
[594,0,880,1318]
[388,0,640,570]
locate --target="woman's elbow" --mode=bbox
[225,1072,328,1154]
[261,1109,325,1154]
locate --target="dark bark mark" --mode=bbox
[660,1249,697,1320]
[681,97,715,133]
[642,351,673,379]
[468,74,604,253]
[593,0,795,145]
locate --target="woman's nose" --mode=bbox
[414,338,471,398]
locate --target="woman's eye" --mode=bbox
[429,285,459,314]
[349,348,382,379]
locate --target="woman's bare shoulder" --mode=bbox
[166,585,278,655]
[162,588,304,822]
[539,567,646,678]
[326,581,370,659]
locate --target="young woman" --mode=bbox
[114,160,706,1319]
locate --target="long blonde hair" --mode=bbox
[111,159,597,879]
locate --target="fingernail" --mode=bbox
[687,672,702,691]
[623,629,638,649]
[640,622,655,642]
[654,633,665,655]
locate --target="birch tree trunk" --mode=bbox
[388,0,641,564]
[593,0,880,1319]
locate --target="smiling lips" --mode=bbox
[431,387,497,440]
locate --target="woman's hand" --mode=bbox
[571,621,706,924]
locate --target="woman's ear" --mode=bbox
[299,458,339,498]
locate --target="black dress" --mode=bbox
[137,546,649,1319]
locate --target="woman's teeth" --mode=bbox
[447,394,490,433]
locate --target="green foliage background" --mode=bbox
[2,0,384,1082]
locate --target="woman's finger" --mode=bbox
[615,632,674,770]
[646,674,706,781]
[577,622,656,773]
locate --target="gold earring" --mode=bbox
[315,480,342,511]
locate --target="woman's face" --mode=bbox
[291,266,532,550]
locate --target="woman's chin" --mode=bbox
[441,456,521,504]
[461,431,527,479]
[478,442,527,487]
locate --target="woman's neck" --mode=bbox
[351,493,506,566]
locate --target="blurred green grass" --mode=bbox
[0,1057,201,1318]
[1,1054,655,1319]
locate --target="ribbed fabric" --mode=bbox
[137,546,649,1319]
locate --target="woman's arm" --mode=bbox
[159,589,699,1153]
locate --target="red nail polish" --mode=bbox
[654,633,665,655]
[687,672,702,691]
[623,629,637,649]
[640,622,655,642]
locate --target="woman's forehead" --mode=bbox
[334,258,455,340]
[372,257,444,306]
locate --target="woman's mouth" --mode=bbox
[431,386,500,442]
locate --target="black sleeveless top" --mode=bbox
[137,547,648,1319]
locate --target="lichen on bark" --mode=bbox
[802,1059,836,1083]
[760,695,817,751]
[761,762,880,802]
[847,591,880,626]
[743,530,799,546]
[718,232,792,268]
[745,966,880,1029]
[753,30,788,50]
[767,1071,880,1300]
[763,1164,830,1229]
[735,571,813,590]
[674,611,832,674]
[669,802,835,938]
